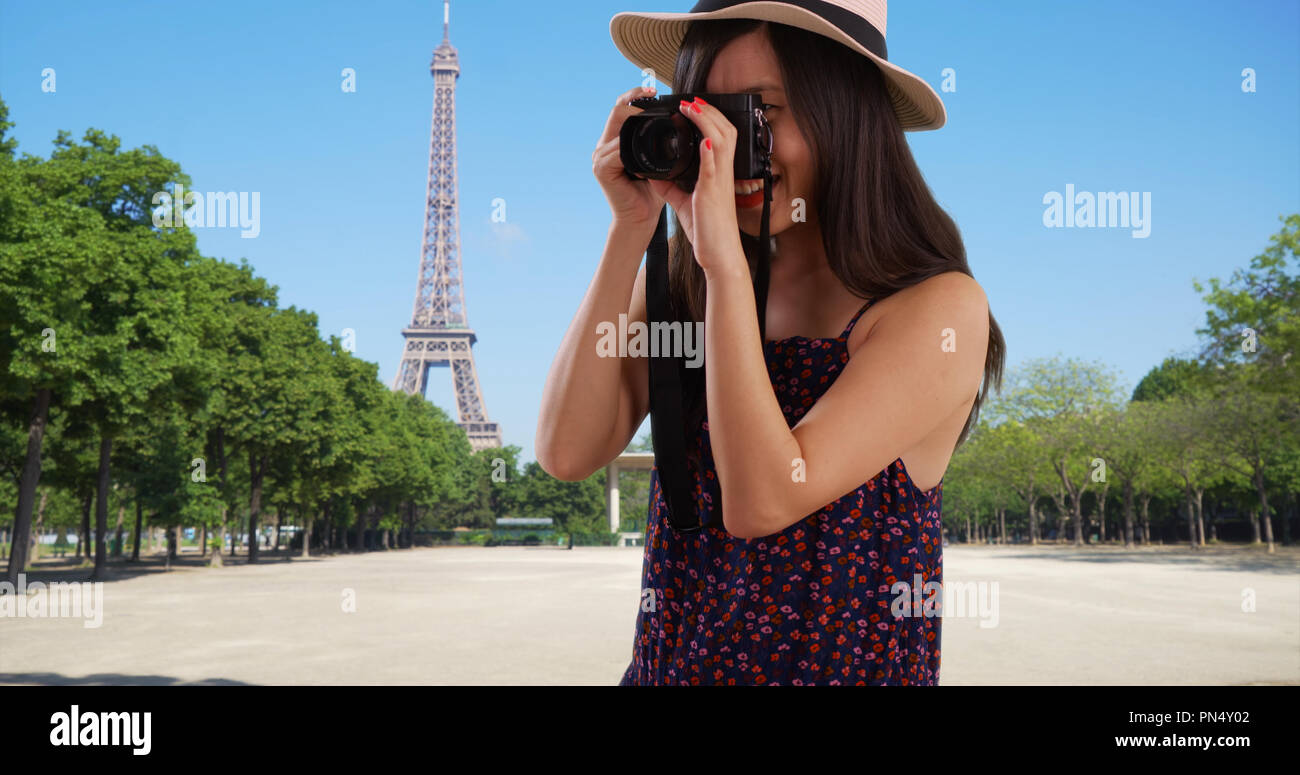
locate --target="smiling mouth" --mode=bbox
[734,175,780,208]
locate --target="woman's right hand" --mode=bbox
[592,85,667,228]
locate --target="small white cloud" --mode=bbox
[488,220,528,261]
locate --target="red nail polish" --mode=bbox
[695,96,708,106]
[692,102,702,113]
[679,100,689,110]
[704,138,712,150]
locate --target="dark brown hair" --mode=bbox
[668,19,1005,459]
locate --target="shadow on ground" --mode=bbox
[0,672,255,686]
[951,542,1300,575]
[0,550,327,588]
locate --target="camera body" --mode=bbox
[620,92,773,184]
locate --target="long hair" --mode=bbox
[667,19,1005,464]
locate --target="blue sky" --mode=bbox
[2,0,1297,463]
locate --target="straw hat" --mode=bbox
[610,0,946,130]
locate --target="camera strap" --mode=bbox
[645,208,702,532]
[645,167,773,533]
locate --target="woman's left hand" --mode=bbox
[648,97,747,278]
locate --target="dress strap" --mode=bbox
[838,298,876,340]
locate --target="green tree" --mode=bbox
[1091,402,1161,547]
[222,306,335,562]
[981,420,1052,544]
[1195,213,1299,391]
[0,115,196,581]
[1201,364,1298,552]
[1131,357,1213,402]
[185,255,278,559]
[989,357,1125,545]
[1148,396,1223,549]
[514,462,606,542]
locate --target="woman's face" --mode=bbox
[703,26,815,238]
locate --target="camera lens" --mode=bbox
[645,121,681,166]
[627,114,695,180]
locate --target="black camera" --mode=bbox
[620,92,773,183]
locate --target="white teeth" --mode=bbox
[733,176,779,196]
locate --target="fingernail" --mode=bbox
[694,96,708,106]
[704,138,713,150]
[691,102,702,113]
[679,100,689,110]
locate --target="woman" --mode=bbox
[536,0,1005,685]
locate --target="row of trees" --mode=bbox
[0,98,608,584]
[944,216,1299,551]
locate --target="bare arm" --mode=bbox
[653,98,989,539]
[706,270,988,539]
[536,85,666,481]
[535,228,654,480]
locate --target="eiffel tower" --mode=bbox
[394,0,502,452]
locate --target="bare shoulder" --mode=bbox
[900,270,988,315]
[856,271,989,347]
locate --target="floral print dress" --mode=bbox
[620,299,945,686]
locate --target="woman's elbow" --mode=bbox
[721,496,779,540]
[717,494,795,540]
[541,459,594,483]
[535,424,571,480]
[534,439,596,483]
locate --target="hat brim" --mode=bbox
[610,1,946,131]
